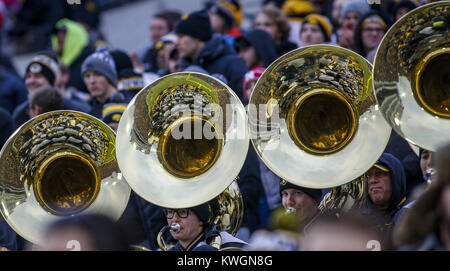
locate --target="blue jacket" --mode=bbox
[0,222,19,251]
[193,34,248,101]
[0,69,28,114]
[0,107,15,151]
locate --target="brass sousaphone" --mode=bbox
[248,45,391,190]
[0,111,131,246]
[116,72,248,247]
[373,1,450,153]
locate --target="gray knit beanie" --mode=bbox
[340,0,371,24]
[81,46,117,86]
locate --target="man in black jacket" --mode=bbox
[174,10,248,101]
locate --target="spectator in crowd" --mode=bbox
[55,60,91,104]
[336,0,371,51]
[206,0,244,44]
[81,46,125,119]
[0,64,27,114]
[51,18,95,93]
[363,152,407,231]
[64,0,106,49]
[39,214,130,251]
[329,0,348,30]
[393,143,450,250]
[116,68,145,103]
[242,66,264,104]
[254,3,298,57]
[0,107,14,151]
[281,0,316,47]
[234,29,277,70]
[354,10,389,62]
[110,49,145,102]
[154,33,178,77]
[174,10,248,100]
[137,10,182,74]
[390,0,418,22]
[299,13,333,46]
[28,86,64,118]
[7,0,65,54]
[12,51,90,128]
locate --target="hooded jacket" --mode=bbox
[52,18,94,93]
[235,29,278,68]
[193,34,248,100]
[353,10,391,58]
[0,69,28,114]
[364,152,407,229]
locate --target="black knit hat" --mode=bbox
[175,10,213,42]
[279,180,323,204]
[110,49,133,75]
[25,51,59,86]
[189,202,211,226]
[208,3,234,29]
[117,68,144,92]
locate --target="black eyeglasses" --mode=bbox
[164,208,189,219]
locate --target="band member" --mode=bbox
[163,202,247,251]
[279,180,322,232]
[163,203,217,251]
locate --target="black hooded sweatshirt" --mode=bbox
[363,152,407,230]
[192,34,248,101]
[235,29,278,68]
[353,10,391,58]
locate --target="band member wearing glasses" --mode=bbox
[163,203,218,251]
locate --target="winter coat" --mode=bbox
[237,29,278,68]
[354,10,391,58]
[237,145,264,233]
[52,18,95,93]
[363,152,407,229]
[193,34,248,100]
[0,69,28,114]
[0,108,14,150]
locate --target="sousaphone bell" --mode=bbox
[116,72,249,209]
[248,45,391,189]
[373,1,450,152]
[0,111,131,245]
